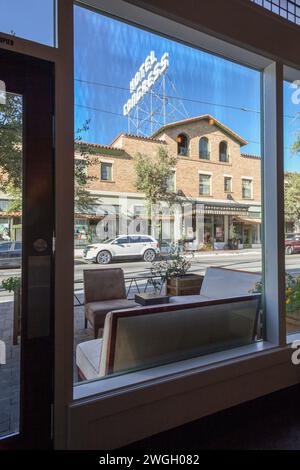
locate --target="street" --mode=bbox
[0,249,300,303]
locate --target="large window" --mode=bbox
[0,0,57,46]
[73,4,263,388]
[251,0,300,25]
[284,69,300,334]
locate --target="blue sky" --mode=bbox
[74,6,300,171]
[74,5,262,156]
[0,0,55,46]
[0,2,299,170]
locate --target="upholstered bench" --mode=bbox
[76,290,261,381]
[170,267,261,304]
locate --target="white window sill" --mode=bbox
[73,341,276,401]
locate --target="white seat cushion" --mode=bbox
[76,338,102,381]
[0,340,6,365]
[170,294,211,304]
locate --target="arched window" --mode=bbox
[219,141,229,162]
[177,133,189,156]
[199,137,210,160]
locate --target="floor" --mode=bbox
[124,384,300,450]
[0,281,146,438]
[0,298,92,439]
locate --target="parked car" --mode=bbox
[285,233,300,255]
[83,235,160,264]
[0,241,22,267]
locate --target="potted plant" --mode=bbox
[2,277,21,345]
[252,273,300,333]
[151,246,204,296]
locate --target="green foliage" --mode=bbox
[0,98,98,214]
[134,146,182,207]
[74,120,100,214]
[2,276,21,293]
[151,245,192,281]
[252,272,300,314]
[0,94,22,211]
[284,172,300,224]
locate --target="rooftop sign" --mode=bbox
[123,51,169,116]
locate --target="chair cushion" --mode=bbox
[76,338,102,381]
[85,299,139,326]
[170,295,211,304]
[200,267,261,299]
[84,268,126,303]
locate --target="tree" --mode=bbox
[284,172,300,226]
[0,94,22,211]
[285,131,300,228]
[0,95,98,214]
[134,146,181,206]
[134,146,186,241]
[74,121,99,214]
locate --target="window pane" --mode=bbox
[0,91,23,438]
[199,175,211,195]
[242,179,252,199]
[284,70,300,334]
[0,0,56,47]
[101,163,112,181]
[74,5,263,388]
[224,177,232,192]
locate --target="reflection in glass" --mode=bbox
[0,0,56,47]
[0,91,22,437]
[284,78,300,334]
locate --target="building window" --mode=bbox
[224,176,232,193]
[242,178,253,199]
[199,174,211,196]
[177,133,189,156]
[199,137,210,160]
[101,162,112,181]
[250,0,300,26]
[219,141,229,162]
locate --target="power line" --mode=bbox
[75,102,261,145]
[75,78,261,115]
[75,78,300,121]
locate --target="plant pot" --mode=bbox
[166,274,204,296]
[286,309,300,333]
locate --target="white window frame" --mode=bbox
[100,161,113,181]
[1,0,299,450]
[242,177,253,199]
[199,172,212,196]
[224,175,233,193]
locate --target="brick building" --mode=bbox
[75,114,262,250]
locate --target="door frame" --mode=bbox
[0,0,74,449]
[0,47,54,450]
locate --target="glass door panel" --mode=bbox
[0,90,22,438]
[0,49,54,449]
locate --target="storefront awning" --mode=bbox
[235,216,261,225]
[204,203,249,216]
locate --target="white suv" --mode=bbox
[83,235,160,264]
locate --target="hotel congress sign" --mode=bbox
[123,51,169,116]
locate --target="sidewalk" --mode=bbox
[74,247,261,259]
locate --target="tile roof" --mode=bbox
[110,132,166,146]
[151,114,248,146]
